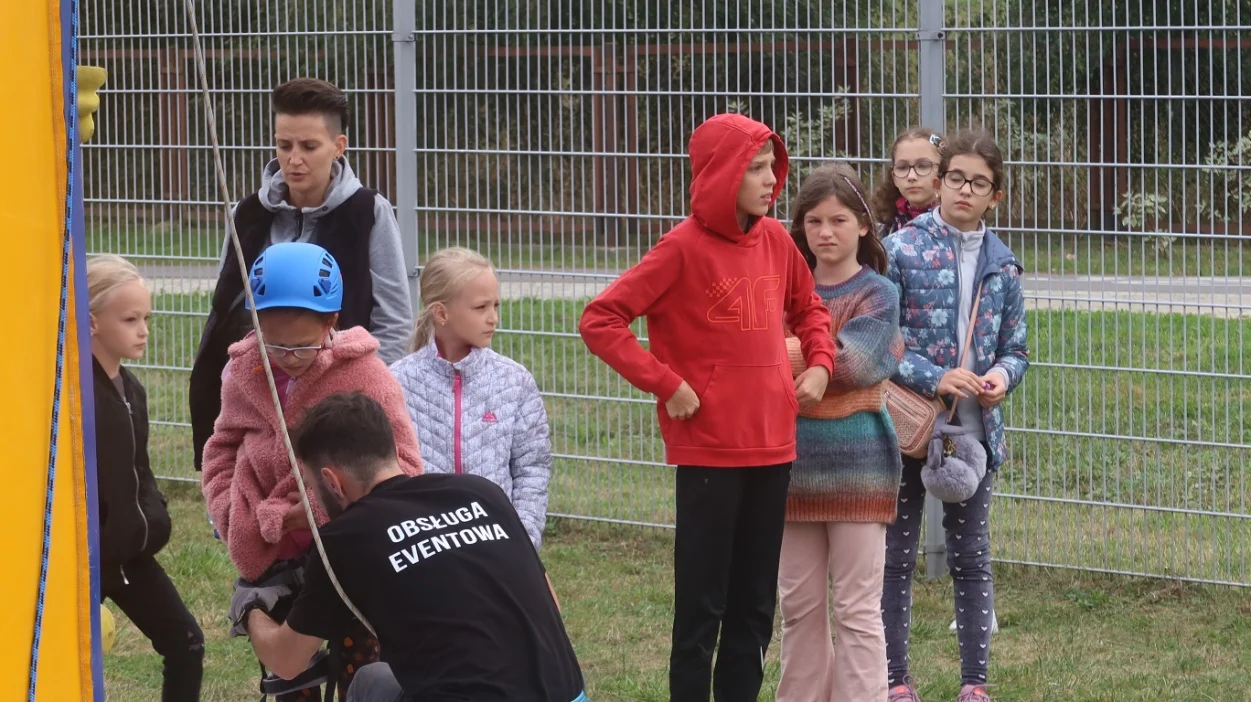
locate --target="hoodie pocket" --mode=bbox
[136,478,172,555]
[684,362,798,451]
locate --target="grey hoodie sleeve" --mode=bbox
[368,194,415,364]
[216,204,239,276]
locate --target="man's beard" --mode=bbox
[314,475,346,520]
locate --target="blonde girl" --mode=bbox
[90,254,204,701]
[390,247,553,550]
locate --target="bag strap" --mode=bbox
[946,279,985,422]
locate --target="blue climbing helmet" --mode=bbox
[245,242,343,313]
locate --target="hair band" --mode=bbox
[842,176,873,223]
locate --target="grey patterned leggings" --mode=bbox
[882,454,996,686]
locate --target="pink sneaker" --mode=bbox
[888,677,921,702]
[956,684,991,702]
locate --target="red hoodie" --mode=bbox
[579,114,835,467]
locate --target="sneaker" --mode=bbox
[888,677,921,702]
[956,684,991,702]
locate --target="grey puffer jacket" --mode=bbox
[390,343,552,548]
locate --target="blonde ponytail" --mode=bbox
[409,307,438,353]
[409,247,494,352]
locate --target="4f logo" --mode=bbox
[706,275,781,330]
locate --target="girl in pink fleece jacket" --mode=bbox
[202,243,422,583]
[201,243,421,700]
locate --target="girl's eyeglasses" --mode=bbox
[892,160,936,178]
[264,343,325,360]
[941,170,997,197]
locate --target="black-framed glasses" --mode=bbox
[941,170,997,197]
[892,160,936,178]
[264,343,325,360]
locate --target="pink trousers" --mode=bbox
[776,521,888,702]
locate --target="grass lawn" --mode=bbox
[85,222,641,272]
[90,222,1249,278]
[1007,232,1250,278]
[87,224,223,264]
[104,487,1251,701]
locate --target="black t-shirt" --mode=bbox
[286,474,584,702]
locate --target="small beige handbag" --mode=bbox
[884,382,949,459]
[886,280,984,459]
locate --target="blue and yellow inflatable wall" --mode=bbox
[1,0,105,699]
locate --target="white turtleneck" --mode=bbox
[934,207,988,438]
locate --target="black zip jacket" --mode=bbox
[93,357,172,591]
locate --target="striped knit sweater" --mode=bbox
[784,266,904,523]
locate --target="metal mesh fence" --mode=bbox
[82,0,1250,585]
[939,3,1249,586]
[80,0,394,483]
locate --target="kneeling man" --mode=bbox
[232,391,586,702]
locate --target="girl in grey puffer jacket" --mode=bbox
[390,248,552,548]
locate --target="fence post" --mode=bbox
[158,47,188,223]
[393,0,420,312]
[917,0,949,581]
[591,42,622,247]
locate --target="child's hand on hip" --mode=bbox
[664,381,700,420]
[978,372,1007,407]
[794,366,830,409]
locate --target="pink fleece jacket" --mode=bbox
[201,327,423,581]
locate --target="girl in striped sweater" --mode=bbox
[777,162,904,702]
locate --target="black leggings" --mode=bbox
[882,454,996,686]
[103,555,205,702]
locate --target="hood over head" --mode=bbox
[688,114,789,241]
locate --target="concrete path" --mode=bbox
[141,265,1249,317]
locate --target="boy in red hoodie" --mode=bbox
[579,113,835,701]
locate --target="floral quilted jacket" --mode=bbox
[883,211,1030,470]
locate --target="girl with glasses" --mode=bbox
[201,241,423,700]
[880,131,1031,702]
[872,128,944,237]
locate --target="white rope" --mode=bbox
[180,0,376,638]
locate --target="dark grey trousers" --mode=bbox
[882,454,996,686]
